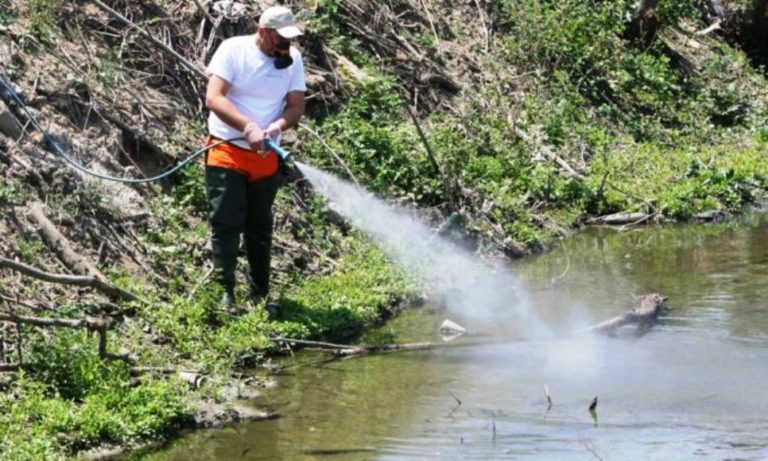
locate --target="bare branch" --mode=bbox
[0,311,136,365]
[0,256,138,301]
[88,0,206,79]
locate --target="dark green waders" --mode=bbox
[205,166,280,303]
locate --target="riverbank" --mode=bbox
[144,213,768,460]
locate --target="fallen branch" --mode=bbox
[272,293,668,356]
[88,0,207,79]
[617,212,658,231]
[583,293,667,335]
[515,127,586,181]
[0,291,39,310]
[191,0,216,25]
[0,257,138,301]
[0,311,136,365]
[27,202,103,279]
[271,336,511,357]
[472,0,490,52]
[695,18,722,35]
[586,212,652,226]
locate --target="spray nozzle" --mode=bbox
[264,137,293,166]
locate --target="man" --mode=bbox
[204,5,306,311]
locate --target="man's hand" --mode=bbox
[244,122,266,153]
[265,122,282,144]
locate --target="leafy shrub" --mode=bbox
[27,0,57,44]
[303,76,443,203]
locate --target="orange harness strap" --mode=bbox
[205,136,279,182]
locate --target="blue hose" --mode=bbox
[0,74,293,184]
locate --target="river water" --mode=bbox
[145,213,768,460]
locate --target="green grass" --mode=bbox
[586,136,768,218]
[0,332,191,461]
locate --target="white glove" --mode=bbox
[265,122,282,145]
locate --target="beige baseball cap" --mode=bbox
[259,6,303,39]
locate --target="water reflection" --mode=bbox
[145,214,768,460]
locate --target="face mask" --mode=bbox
[274,41,293,69]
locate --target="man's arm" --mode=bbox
[205,75,265,150]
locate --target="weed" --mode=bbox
[0,0,15,26]
[0,179,23,204]
[18,238,45,264]
[27,0,56,45]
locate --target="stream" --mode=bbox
[144,213,768,460]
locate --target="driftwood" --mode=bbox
[583,293,667,335]
[271,336,511,357]
[586,212,652,225]
[129,367,207,389]
[515,127,586,181]
[273,293,668,356]
[0,256,138,301]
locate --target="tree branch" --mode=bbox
[88,0,207,79]
[403,101,459,210]
[0,256,138,301]
[27,201,104,279]
[0,311,136,365]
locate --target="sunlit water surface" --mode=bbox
[144,213,768,460]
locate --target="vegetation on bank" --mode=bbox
[0,195,416,460]
[1,0,767,458]
[301,0,767,247]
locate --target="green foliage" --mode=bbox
[0,0,15,26]
[304,0,373,67]
[138,233,416,368]
[297,0,766,250]
[172,161,208,212]
[280,235,417,340]
[494,0,761,139]
[18,238,45,264]
[0,331,191,459]
[141,193,209,289]
[303,76,443,203]
[136,281,273,370]
[27,0,56,45]
[586,139,768,218]
[28,330,128,400]
[95,58,124,86]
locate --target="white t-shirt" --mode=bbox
[206,35,306,149]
